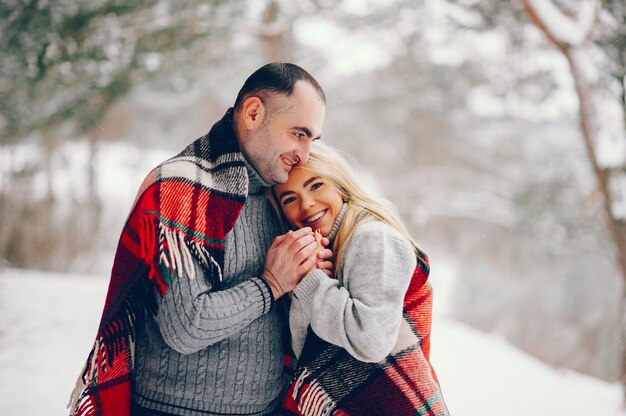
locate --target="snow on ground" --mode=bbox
[0,268,624,416]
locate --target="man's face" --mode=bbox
[242,81,326,185]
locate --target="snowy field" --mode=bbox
[0,268,624,416]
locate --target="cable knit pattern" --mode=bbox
[132,161,285,416]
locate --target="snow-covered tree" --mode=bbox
[521,0,626,397]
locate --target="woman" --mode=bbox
[269,142,450,416]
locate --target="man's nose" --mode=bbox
[296,141,312,164]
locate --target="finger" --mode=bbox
[322,269,332,277]
[292,227,312,237]
[317,260,333,270]
[288,234,316,256]
[297,251,318,275]
[321,237,330,248]
[317,248,333,260]
[294,240,318,264]
[281,227,313,249]
[274,227,308,249]
[271,233,288,248]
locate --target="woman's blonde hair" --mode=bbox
[268,142,421,269]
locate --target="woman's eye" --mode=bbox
[311,182,323,191]
[282,197,296,205]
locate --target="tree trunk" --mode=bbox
[88,132,98,204]
[565,48,626,400]
[521,0,626,400]
[87,131,102,232]
[43,132,57,203]
[259,1,292,62]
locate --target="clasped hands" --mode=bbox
[261,227,333,300]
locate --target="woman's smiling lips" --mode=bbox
[302,209,327,227]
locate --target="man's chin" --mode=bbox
[272,171,290,185]
[255,168,285,185]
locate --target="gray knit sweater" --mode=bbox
[290,220,417,363]
[132,160,284,416]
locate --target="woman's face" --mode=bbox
[273,166,344,236]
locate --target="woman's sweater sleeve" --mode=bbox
[155,257,273,355]
[291,221,416,363]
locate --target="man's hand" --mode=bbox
[262,227,319,300]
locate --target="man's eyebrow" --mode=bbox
[294,127,322,141]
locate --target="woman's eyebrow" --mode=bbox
[303,176,320,187]
[278,177,320,200]
[279,190,295,199]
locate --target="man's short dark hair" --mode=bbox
[233,62,326,112]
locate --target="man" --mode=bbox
[68,63,329,416]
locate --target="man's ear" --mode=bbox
[241,96,266,130]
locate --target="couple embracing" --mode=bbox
[69,63,449,416]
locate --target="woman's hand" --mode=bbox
[316,235,334,277]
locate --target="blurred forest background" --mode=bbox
[2,0,626,398]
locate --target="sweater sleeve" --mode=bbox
[288,270,325,358]
[155,256,274,355]
[292,222,416,363]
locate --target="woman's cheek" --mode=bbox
[285,210,299,228]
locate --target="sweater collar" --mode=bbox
[326,202,348,244]
[243,157,271,195]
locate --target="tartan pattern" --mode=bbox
[68,109,248,416]
[283,251,450,416]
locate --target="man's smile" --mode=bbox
[280,155,297,167]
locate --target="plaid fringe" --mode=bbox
[291,369,337,416]
[139,212,222,290]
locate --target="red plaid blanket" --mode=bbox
[282,251,450,416]
[68,110,248,416]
